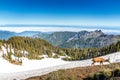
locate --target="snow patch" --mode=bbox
[0,57,70,73]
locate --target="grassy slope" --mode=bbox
[26,62,120,80]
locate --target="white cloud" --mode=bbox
[0,27,119,34]
[0,27,97,32]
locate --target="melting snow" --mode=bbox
[0,46,70,73]
[0,45,120,80]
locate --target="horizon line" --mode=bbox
[0,27,119,35]
[0,24,120,27]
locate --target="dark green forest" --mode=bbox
[0,36,120,61]
[0,36,64,60]
[63,41,120,61]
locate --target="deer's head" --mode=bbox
[105,57,110,63]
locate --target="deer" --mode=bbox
[91,57,110,66]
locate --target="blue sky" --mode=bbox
[0,0,120,27]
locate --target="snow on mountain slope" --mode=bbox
[0,57,70,73]
[0,45,120,80]
[0,46,70,73]
[0,52,120,80]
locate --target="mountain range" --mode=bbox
[0,30,120,48]
[34,30,120,48]
[0,30,45,40]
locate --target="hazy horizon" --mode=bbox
[0,25,119,35]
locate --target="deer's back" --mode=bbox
[93,57,105,62]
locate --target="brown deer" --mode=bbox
[91,57,110,66]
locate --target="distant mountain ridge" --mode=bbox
[0,30,16,40]
[34,30,120,48]
[59,30,120,48]
[0,30,47,40]
[0,30,120,48]
[17,31,40,37]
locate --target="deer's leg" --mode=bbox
[91,62,95,66]
[100,61,103,65]
[91,63,94,66]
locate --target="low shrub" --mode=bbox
[46,69,73,80]
[53,54,59,58]
[113,68,120,77]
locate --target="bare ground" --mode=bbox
[26,63,120,80]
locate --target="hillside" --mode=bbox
[35,30,120,48]
[0,36,66,65]
[26,62,120,80]
[0,32,120,65]
[1,51,120,80]
[0,36,120,64]
[41,31,76,46]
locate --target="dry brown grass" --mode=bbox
[26,62,120,80]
